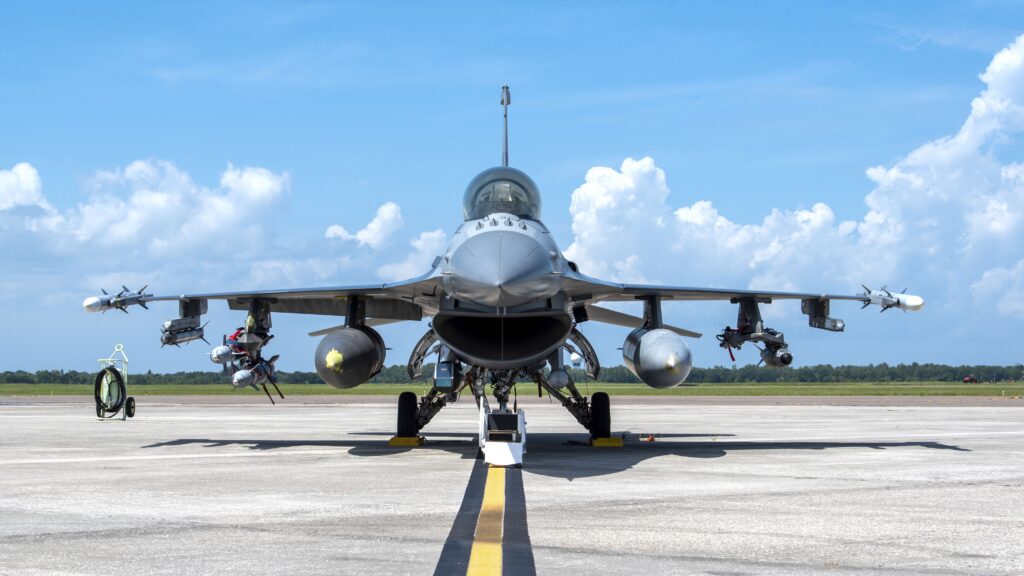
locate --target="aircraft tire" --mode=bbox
[590,392,611,438]
[126,397,136,418]
[397,391,418,437]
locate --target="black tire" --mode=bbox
[590,392,611,438]
[125,397,136,418]
[397,391,418,437]
[94,367,126,416]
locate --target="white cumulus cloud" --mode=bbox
[563,157,671,283]
[0,162,52,212]
[566,34,1024,318]
[377,229,446,281]
[972,259,1024,316]
[245,257,356,289]
[325,201,403,249]
[27,159,289,257]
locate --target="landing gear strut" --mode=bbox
[534,358,618,443]
[390,387,452,446]
[389,354,470,446]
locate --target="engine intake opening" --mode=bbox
[433,312,572,368]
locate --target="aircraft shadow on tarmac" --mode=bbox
[143,432,969,480]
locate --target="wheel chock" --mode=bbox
[591,437,624,447]
[388,436,425,447]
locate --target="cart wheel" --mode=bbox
[96,403,103,418]
[125,397,136,418]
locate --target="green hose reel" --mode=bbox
[95,344,135,420]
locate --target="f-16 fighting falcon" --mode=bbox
[84,86,923,465]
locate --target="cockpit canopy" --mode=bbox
[462,167,542,221]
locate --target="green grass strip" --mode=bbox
[4,382,1024,397]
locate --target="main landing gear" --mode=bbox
[534,373,620,447]
[589,391,610,438]
[396,391,418,438]
[389,387,452,447]
[388,349,469,447]
[533,345,621,446]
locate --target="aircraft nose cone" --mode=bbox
[446,230,558,307]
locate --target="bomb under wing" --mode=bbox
[314,326,386,389]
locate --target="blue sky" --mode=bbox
[2,1,1024,373]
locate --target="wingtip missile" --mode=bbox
[860,285,924,313]
[82,296,109,313]
[83,286,153,314]
[898,293,925,312]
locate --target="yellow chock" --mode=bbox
[388,436,425,447]
[591,437,624,447]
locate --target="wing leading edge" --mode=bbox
[83,275,442,322]
[563,272,924,312]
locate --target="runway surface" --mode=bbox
[1,397,1022,575]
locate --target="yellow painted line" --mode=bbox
[467,465,506,575]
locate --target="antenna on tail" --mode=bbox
[501,85,511,167]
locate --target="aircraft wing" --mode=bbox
[566,278,868,303]
[562,272,923,311]
[585,302,703,338]
[83,275,442,322]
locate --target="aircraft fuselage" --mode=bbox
[434,212,574,370]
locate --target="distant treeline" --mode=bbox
[3,363,1022,385]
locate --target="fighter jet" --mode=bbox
[84,86,923,462]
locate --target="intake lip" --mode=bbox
[432,310,572,369]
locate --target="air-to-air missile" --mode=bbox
[861,286,925,313]
[82,286,151,314]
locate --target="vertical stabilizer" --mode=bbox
[501,85,511,167]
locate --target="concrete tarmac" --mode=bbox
[1,397,1022,575]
